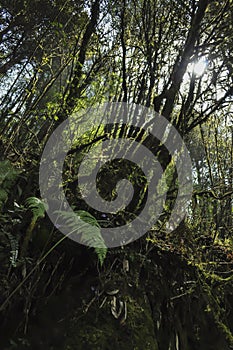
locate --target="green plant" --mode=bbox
[56,209,107,266]
[20,196,107,264]
[0,160,20,209]
[20,197,48,257]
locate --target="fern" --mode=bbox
[55,210,107,266]
[21,197,107,265]
[25,197,48,221]
[20,197,48,257]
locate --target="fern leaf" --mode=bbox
[55,209,107,265]
[25,197,48,220]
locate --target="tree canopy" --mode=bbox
[0,0,232,349]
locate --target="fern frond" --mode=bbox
[93,247,107,266]
[25,197,48,220]
[55,210,107,265]
[20,197,48,257]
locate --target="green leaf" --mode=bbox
[25,197,48,221]
[55,209,107,265]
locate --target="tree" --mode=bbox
[0,0,233,349]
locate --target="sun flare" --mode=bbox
[192,58,208,76]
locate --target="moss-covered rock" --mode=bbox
[64,288,158,350]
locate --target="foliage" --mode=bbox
[55,209,107,266]
[0,160,20,209]
[25,196,48,221]
[19,197,48,257]
[0,0,233,348]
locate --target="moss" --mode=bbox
[64,291,158,350]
